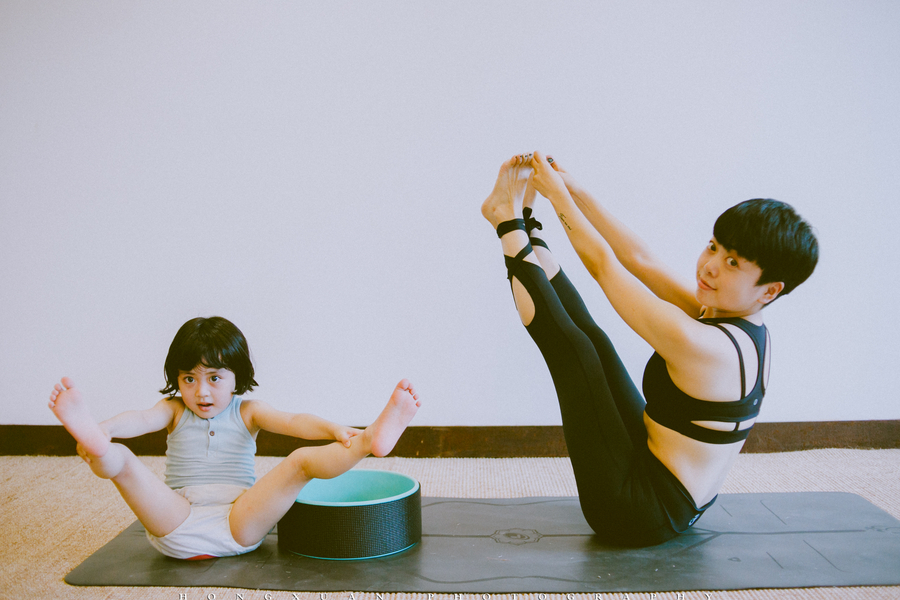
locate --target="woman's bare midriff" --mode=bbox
[644,412,746,507]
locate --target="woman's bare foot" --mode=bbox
[366,379,421,458]
[481,154,534,230]
[48,377,110,457]
[523,175,537,215]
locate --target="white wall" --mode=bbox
[2,1,898,428]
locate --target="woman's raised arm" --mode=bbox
[546,157,702,318]
[529,152,716,365]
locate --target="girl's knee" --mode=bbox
[285,448,314,482]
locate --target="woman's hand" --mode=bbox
[530,151,570,202]
[537,152,589,198]
[545,155,587,195]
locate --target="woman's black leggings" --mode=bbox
[507,246,707,546]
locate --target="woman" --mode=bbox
[482,152,817,546]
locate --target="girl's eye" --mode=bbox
[727,258,739,268]
[210,376,220,382]
[183,376,194,383]
[708,241,716,252]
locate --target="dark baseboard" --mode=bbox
[743,420,900,453]
[2,421,898,457]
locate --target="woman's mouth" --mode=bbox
[698,276,715,291]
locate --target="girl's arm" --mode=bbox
[530,152,719,366]
[244,401,362,447]
[100,398,177,439]
[550,160,702,318]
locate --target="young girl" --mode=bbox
[482,152,817,546]
[49,316,420,559]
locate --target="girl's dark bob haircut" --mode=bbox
[713,198,818,302]
[160,316,258,398]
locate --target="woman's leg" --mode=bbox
[513,261,638,498]
[49,381,191,537]
[482,154,543,326]
[228,380,420,547]
[550,270,646,445]
[484,159,666,540]
[524,203,646,448]
[514,258,675,542]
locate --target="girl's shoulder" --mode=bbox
[161,396,187,433]
[238,397,261,413]
[238,397,263,433]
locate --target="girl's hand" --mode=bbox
[334,425,363,448]
[76,442,95,464]
[530,151,569,201]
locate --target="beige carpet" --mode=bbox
[2,450,899,600]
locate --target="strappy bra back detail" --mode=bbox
[642,317,769,445]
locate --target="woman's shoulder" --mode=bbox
[666,316,765,402]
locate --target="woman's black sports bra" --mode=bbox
[642,317,769,445]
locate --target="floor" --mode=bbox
[2,450,898,600]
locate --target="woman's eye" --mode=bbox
[727,258,738,267]
[183,377,194,383]
[211,376,220,382]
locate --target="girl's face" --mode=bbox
[177,364,237,419]
[695,238,782,318]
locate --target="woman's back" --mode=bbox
[645,318,769,506]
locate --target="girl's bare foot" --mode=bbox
[366,379,421,458]
[481,154,534,230]
[48,377,110,457]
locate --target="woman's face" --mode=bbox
[695,238,780,317]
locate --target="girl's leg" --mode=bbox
[49,380,191,537]
[228,380,420,547]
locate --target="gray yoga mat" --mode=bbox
[65,492,900,593]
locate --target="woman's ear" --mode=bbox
[759,281,785,305]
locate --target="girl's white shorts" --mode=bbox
[145,484,264,560]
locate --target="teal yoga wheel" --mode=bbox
[277,470,422,560]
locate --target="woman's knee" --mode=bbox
[511,276,535,326]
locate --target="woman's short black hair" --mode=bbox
[713,199,818,300]
[160,316,258,398]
